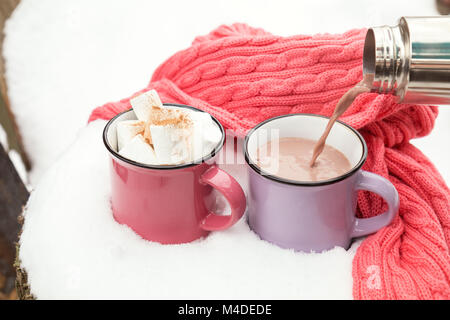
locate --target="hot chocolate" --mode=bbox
[309,73,374,167]
[256,137,351,182]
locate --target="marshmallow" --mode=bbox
[130,89,163,122]
[190,111,222,161]
[116,120,145,151]
[117,89,223,166]
[118,134,158,165]
[150,125,192,165]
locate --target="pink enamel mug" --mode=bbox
[103,104,246,244]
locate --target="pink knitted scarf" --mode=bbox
[89,24,450,299]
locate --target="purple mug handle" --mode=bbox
[351,170,399,238]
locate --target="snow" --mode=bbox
[19,120,359,299]
[0,124,8,150]
[3,0,449,185]
[4,0,449,299]
[0,123,29,187]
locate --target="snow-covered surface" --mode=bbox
[3,0,449,185]
[4,0,449,299]
[19,120,359,299]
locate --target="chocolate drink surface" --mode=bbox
[256,137,351,182]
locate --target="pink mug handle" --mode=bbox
[199,166,246,231]
[351,170,399,238]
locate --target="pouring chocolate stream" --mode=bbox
[309,73,374,167]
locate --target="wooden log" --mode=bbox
[15,224,33,300]
[0,0,26,300]
[0,143,29,298]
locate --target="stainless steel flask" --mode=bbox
[363,16,450,104]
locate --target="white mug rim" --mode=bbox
[243,113,368,187]
[103,104,225,170]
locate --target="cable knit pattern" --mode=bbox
[89,24,450,300]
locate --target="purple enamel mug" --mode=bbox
[244,114,399,252]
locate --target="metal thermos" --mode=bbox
[363,16,450,104]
